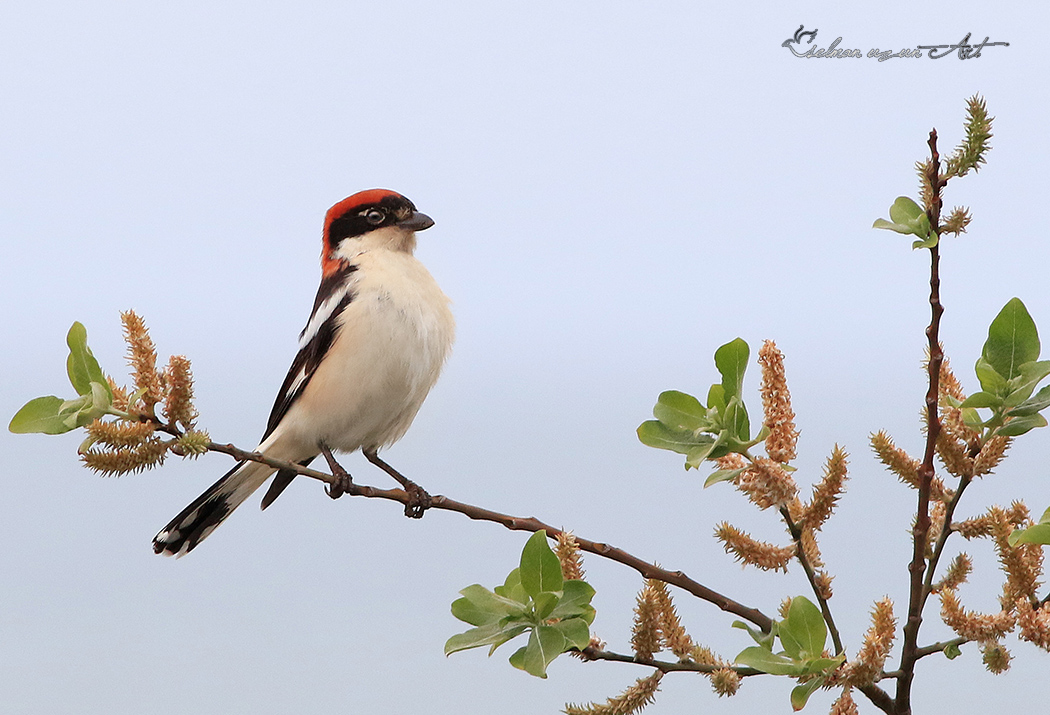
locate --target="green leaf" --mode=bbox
[637,420,703,456]
[684,433,721,469]
[983,298,1040,382]
[974,357,1008,394]
[519,531,562,600]
[888,196,924,225]
[1008,384,1050,417]
[874,197,935,245]
[533,592,559,621]
[1009,522,1050,547]
[790,677,824,711]
[508,644,528,672]
[998,413,1047,437]
[911,228,939,250]
[961,407,984,430]
[734,646,805,676]
[444,622,530,656]
[1038,506,1050,525]
[9,396,73,435]
[960,391,1002,409]
[732,620,776,650]
[549,580,596,623]
[723,396,751,444]
[65,322,112,399]
[779,597,826,660]
[1004,361,1050,408]
[485,628,530,656]
[653,390,709,432]
[707,383,726,412]
[715,338,750,402]
[705,467,746,488]
[451,584,524,626]
[872,218,914,234]
[944,642,963,659]
[516,625,567,678]
[88,380,112,414]
[494,568,529,605]
[551,617,591,650]
[804,656,845,674]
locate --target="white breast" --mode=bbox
[273,246,454,457]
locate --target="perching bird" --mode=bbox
[153,189,455,557]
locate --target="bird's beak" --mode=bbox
[400,211,434,232]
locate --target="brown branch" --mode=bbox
[779,505,844,654]
[859,683,898,715]
[160,425,774,633]
[896,129,946,715]
[579,646,762,676]
[920,475,973,604]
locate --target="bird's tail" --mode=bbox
[153,460,276,557]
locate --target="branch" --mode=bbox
[160,425,775,632]
[579,646,762,676]
[779,505,844,654]
[859,683,898,715]
[896,129,946,715]
[914,636,968,660]
[920,475,973,605]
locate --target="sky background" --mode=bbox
[2,2,1049,714]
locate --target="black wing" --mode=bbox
[257,262,357,510]
[261,261,359,442]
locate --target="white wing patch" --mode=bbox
[286,366,309,398]
[299,284,352,350]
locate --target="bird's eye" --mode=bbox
[364,209,386,225]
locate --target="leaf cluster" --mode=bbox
[637,338,767,470]
[872,196,938,249]
[10,323,116,434]
[445,531,596,678]
[955,298,1050,438]
[9,317,208,473]
[733,597,844,710]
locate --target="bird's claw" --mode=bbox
[403,483,432,518]
[320,444,354,499]
[326,475,352,499]
[325,465,353,499]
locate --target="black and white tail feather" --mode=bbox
[151,263,355,557]
[152,190,454,557]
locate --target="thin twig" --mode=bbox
[920,475,972,604]
[157,425,775,632]
[914,636,968,660]
[579,646,762,676]
[779,505,844,654]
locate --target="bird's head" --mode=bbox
[322,189,434,274]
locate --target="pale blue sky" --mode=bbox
[3,3,1048,713]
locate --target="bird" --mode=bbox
[153,189,455,557]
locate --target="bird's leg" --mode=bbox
[320,443,353,499]
[363,447,431,518]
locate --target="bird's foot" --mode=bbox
[363,448,431,518]
[320,444,353,499]
[403,481,432,519]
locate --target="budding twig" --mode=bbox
[780,505,844,654]
[897,128,945,715]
